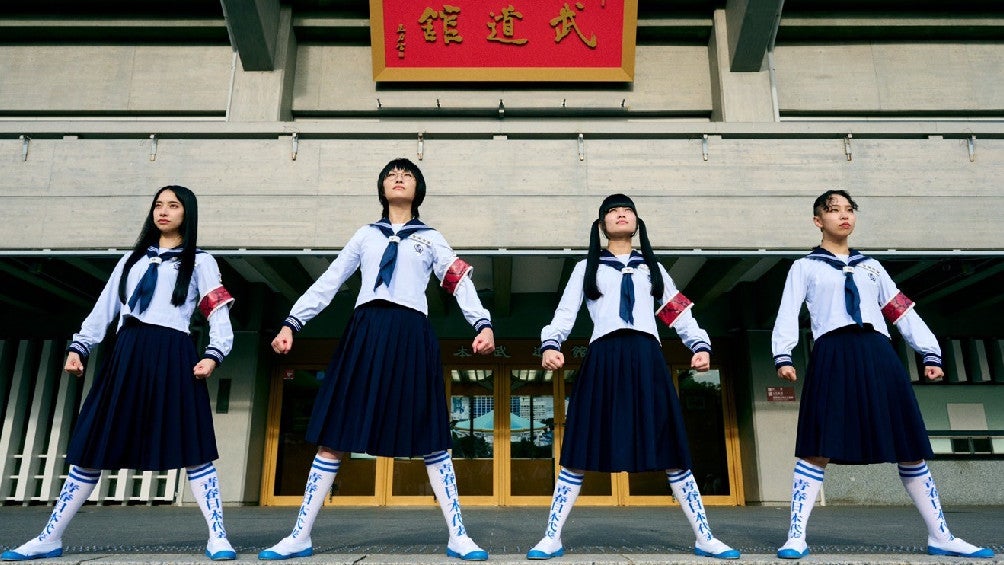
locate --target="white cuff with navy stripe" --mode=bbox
[774,353,794,369]
[691,341,712,354]
[67,341,90,362]
[539,339,560,353]
[283,316,304,333]
[922,353,942,368]
[202,347,225,366]
[474,319,492,333]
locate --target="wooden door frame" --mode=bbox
[259,338,744,507]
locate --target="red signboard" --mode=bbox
[766,387,796,402]
[370,0,638,82]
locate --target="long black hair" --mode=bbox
[583,193,665,300]
[377,157,427,219]
[117,185,199,307]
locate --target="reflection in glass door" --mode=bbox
[509,369,556,501]
[446,369,496,501]
[386,369,496,504]
[261,367,379,505]
[626,368,740,505]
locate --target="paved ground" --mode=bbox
[0,505,1000,564]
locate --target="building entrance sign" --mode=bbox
[370,0,638,81]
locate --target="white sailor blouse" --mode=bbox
[68,249,236,365]
[283,221,491,333]
[771,247,941,370]
[540,252,711,354]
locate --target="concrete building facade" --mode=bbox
[1,0,1002,508]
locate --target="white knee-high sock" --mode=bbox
[290,455,340,541]
[38,466,101,542]
[424,451,471,542]
[667,469,714,542]
[543,469,583,542]
[784,460,825,544]
[899,462,952,543]
[187,463,228,540]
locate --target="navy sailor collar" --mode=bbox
[806,246,868,263]
[370,218,430,232]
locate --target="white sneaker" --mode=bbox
[257,536,313,560]
[695,537,741,559]
[777,538,810,559]
[445,535,488,561]
[928,536,995,558]
[205,537,237,561]
[526,536,565,560]
[1,538,63,561]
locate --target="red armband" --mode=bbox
[656,292,693,327]
[199,286,234,318]
[881,291,914,324]
[441,258,472,295]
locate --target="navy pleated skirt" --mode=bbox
[795,325,934,465]
[306,300,450,457]
[560,329,693,473]
[66,319,219,471]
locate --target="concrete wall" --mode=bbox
[775,43,1004,114]
[0,46,232,114]
[293,44,713,113]
[1,6,1003,507]
[2,134,1002,251]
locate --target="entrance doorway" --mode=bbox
[259,339,743,506]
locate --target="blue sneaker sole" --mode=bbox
[206,550,237,561]
[777,547,810,559]
[929,546,995,558]
[446,548,489,561]
[257,548,313,560]
[526,548,565,560]
[695,548,741,559]
[2,548,63,561]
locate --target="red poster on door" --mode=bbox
[370,0,638,82]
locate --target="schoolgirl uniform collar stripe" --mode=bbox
[371,218,433,290]
[598,250,646,324]
[127,246,183,314]
[806,246,868,263]
[805,246,871,327]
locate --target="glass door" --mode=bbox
[507,368,558,504]
[260,365,383,506]
[624,367,742,505]
[383,368,497,505]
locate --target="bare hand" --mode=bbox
[272,326,294,354]
[777,365,798,382]
[194,358,218,379]
[691,351,710,372]
[64,352,84,377]
[924,365,944,381]
[472,328,495,355]
[542,349,565,371]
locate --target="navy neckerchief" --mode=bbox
[806,246,870,326]
[128,246,183,314]
[370,218,432,290]
[599,250,646,324]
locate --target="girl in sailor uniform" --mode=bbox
[2,186,237,562]
[259,158,496,562]
[526,194,740,561]
[772,189,994,560]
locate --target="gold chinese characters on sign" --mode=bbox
[370,0,638,82]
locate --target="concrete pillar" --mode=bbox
[228,6,297,122]
[221,0,280,72]
[708,9,776,122]
[725,0,784,72]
